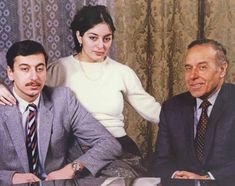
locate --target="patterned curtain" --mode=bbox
[0,0,111,58]
[1,0,235,160]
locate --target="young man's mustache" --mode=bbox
[25,81,41,86]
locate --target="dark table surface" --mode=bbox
[13,177,233,186]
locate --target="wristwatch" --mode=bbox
[71,160,82,173]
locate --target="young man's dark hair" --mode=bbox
[6,40,48,70]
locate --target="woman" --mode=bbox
[0,5,161,157]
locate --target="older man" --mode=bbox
[152,39,235,183]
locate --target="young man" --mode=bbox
[0,40,121,185]
[152,39,235,183]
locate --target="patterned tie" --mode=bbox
[25,103,39,175]
[194,100,211,163]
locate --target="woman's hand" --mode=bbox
[0,84,16,105]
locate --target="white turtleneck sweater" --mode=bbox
[46,55,161,137]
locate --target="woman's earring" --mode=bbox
[79,42,82,47]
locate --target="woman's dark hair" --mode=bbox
[6,40,48,70]
[71,5,116,52]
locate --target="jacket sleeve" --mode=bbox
[151,102,177,178]
[0,170,15,185]
[65,88,122,175]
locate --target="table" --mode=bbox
[13,177,233,186]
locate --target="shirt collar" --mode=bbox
[196,88,220,110]
[13,88,40,113]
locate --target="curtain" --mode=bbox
[1,0,235,159]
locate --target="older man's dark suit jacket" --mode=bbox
[152,83,235,181]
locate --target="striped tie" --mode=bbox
[25,104,39,175]
[194,100,211,163]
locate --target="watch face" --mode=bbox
[72,161,81,171]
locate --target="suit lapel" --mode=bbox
[38,90,54,167]
[204,85,228,163]
[183,96,198,163]
[3,106,29,172]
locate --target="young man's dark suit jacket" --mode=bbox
[152,83,235,182]
[0,86,121,185]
